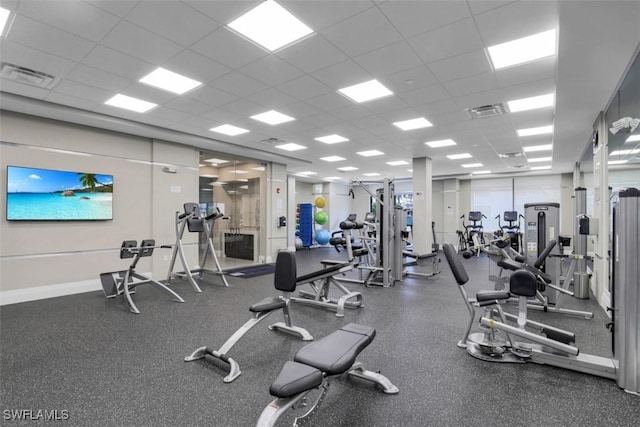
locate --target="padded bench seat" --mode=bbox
[249,297,287,313]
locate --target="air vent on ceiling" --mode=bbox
[259,137,285,146]
[466,103,505,119]
[498,152,527,168]
[1,63,56,89]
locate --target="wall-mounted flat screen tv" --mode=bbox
[6,166,113,221]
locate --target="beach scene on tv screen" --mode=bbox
[7,166,113,220]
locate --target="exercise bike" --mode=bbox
[457,211,486,258]
[495,211,524,254]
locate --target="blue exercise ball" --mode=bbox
[315,229,331,245]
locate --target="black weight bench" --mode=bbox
[256,323,399,427]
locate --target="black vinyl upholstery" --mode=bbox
[534,240,557,269]
[509,270,538,297]
[249,297,287,313]
[269,361,323,398]
[443,243,469,285]
[274,251,297,293]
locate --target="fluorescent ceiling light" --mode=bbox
[201,188,213,192]
[472,170,491,175]
[233,170,248,174]
[488,29,556,69]
[204,158,229,164]
[530,165,552,171]
[324,176,342,181]
[523,144,553,152]
[527,157,552,163]
[239,185,249,189]
[507,93,555,113]
[626,135,640,143]
[252,166,265,171]
[386,160,409,166]
[608,160,628,165]
[297,171,317,176]
[320,156,345,162]
[393,117,433,131]
[338,79,393,103]
[104,94,156,113]
[517,125,553,137]
[211,181,227,186]
[276,143,306,151]
[462,163,483,168]
[337,166,358,171]
[139,67,202,94]
[357,150,384,157]
[251,110,295,125]
[200,174,218,178]
[609,149,640,156]
[210,124,250,136]
[235,178,249,182]
[363,173,381,177]
[227,0,313,52]
[315,134,349,144]
[447,153,472,160]
[0,7,10,36]
[425,139,456,148]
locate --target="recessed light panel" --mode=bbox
[609,149,640,156]
[488,29,556,69]
[227,0,313,52]
[210,124,250,136]
[251,110,295,125]
[338,79,393,103]
[297,171,317,176]
[386,160,409,166]
[320,156,345,162]
[363,173,381,177]
[393,117,433,131]
[447,153,472,160]
[626,135,640,143]
[0,7,10,35]
[204,158,229,164]
[530,165,552,170]
[523,144,553,152]
[462,163,483,168]
[104,94,157,113]
[139,67,202,94]
[608,160,628,165]
[252,166,266,171]
[425,139,456,148]
[472,170,491,175]
[517,125,553,137]
[337,166,358,171]
[324,176,342,181]
[276,143,306,151]
[507,93,555,113]
[527,157,552,163]
[357,150,384,157]
[233,170,249,174]
[315,134,349,144]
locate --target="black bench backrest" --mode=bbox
[534,240,557,269]
[510,269,538,297]
[274,251,297,293]
[468,211,483,222]
[443,243,469,286]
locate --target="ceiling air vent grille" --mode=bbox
[466,103,505,119]
[260,137,285,146]
[1,63,56,89]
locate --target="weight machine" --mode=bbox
[166,202,229,292]
[495,211,524,253]
[457,211,487,258]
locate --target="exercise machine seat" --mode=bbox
[510,270,538,298]
[476,290,511,302]
[269,361,324,398]
[294,323,375,375]
[274,251,297,293]
[249,297,287,313]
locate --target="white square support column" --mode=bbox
[412,157,433,254]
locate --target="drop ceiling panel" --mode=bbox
[306,92,354,112]
[16,0,120,42]
[397,84,452,107]
[409,18,484,64]
[379,0,471,39]
[276,35,349,74]
[81,45,153,80]
[163,98,214,116]
[185,86,238,108]
[0,39,78,78]
[361,96,409,115]
[280,0,375,32]
[220,99,265,117]
[190,27,267,70]
[52,80,113,104]
[428,50,493,82]
[442,72,499,98]
[247,88,299,109]
[413,99,462,117]
[209,72,268,98]
[354,41,423,78]
[239,55,305,87]
[125,1,220,47]
[0,80,49,99]
[66,65,131,93]
[495,56,557,87]
[382,66,440,94]
[310,60,369,90]
[120,82,179,105]
[163,50,232,84]
[468,1,518,16]
[101,20,184,65]
[85,0,137,18]
[320,7,403,57]
[278,101,323,119]
[184,0,264,25]
[276,75,332,101]
[8,15,95,62]
[44,92,101,111]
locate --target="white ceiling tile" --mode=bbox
[125,1,220,46]
[350,115,390,130]
[278,101,323,118]
[163,98,214,116]
[306,92,355,112]
[52,79,113,103]
[329,104,372,122]
[44,91,101,111]
[362,96,409,115]
[185,86,238,108]
[443,72,499,97]
[276,75,332,101]
[85,0,137,18]
[0,79,49,99]
[473,0,559,46]
[7,15,95,61]
[276,35,349,73]
[500,78,556,101]
[199,108,244,124]
[409,18,484,64]
[16,0,120,42]
[311,60,370,89]
[397,84,451,107]
[382,66,440,94]
[467,1,518,16]
[379,0,471,39]
[495,56,557,88]
[162,50,232,84]
[183,0,257,25]
[210,72,269,98]
[177,115,225,131]
[66,64,131,93]
[247,88,299,109]
[191,27,267,69]
[221,99,265,117]
[320,7,403,57]
[0,39,78,78]
[293,112,343,128]
[354,41,423,77]
[145,106,193,124]
[239,55,305,87]
[82,45,152,79]
[119,82,179,105]
[428,49,492,82]
[413,99,462,117]
[101,20,184,65]
[280,0,375,31]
